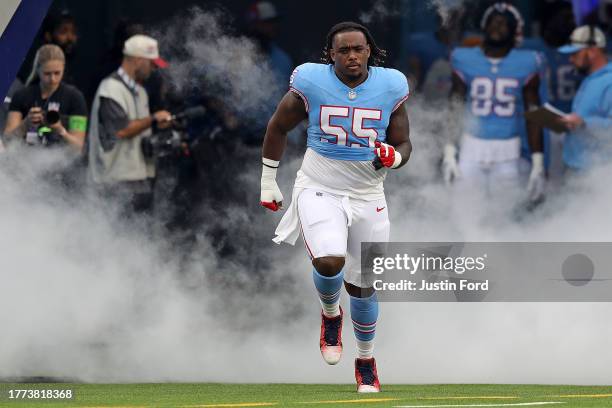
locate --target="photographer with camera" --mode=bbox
[87,35,171,213]
[4,44,87,149]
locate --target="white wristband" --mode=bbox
[262,157,279,168]
[391,151,402,168]
[443,144,457,159]
[531,152,544,170]
[262,158,279,181]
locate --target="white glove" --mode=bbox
[442,144,460,185]
[526,152,546,202]
[260,158,283,211]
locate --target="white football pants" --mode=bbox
[297,188,390,288]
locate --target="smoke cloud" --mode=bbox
[154,7,284,123]
[359,0,403,25]
[359,0,471,27]
[428,0,471,27]
[1,5,612,387]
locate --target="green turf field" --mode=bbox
[2,384,612,407]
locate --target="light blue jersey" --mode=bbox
[521,37,580,113]
[519,39,580,168]
[289,63,409,161]
[451,47,542,140]
[563,62,612,170]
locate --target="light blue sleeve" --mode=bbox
[288,63,314,111]
[390,69,410,111]
[288,63,313,94]
[584,85,612,131]
[524,51,543,86]
[450,49,467,83]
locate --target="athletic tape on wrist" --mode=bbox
[531,152,544,171]
[261,158,279,182]
[391,151,402,168]
[262,157,279,169]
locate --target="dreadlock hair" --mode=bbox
[321,21,387,66]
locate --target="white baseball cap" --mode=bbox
[123,34,168,68]
[558,25,607,54]
[246,1,279,21]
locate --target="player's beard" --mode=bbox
[574,53,592,76]
[342,65,366,81]
[134,67,150,84]
[346,70,365,80]
[483,34,514,49]
[575,63,590,76]
[61,41,76,58]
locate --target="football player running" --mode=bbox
[260,22,411,393]
[443,3,545,204]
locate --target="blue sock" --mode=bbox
[350,293,378,358]
[312,268,344,317]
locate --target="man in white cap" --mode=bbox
[557,25,612,171]
[87,34,172,213]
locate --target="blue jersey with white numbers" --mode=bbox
[521,37,580,113]
[289,63,409,161]
[518,38,581,168]
[451,47,542,140]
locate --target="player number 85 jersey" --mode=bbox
[289,63,409,161]
[451,47,542,140]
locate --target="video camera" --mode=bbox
[141,105,207,160]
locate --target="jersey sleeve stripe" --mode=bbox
[392,93,410,112]
[300,224,314,260]
[524,72,538,86]
[453,69,466,84]
[289,87,310,113]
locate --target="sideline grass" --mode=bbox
[2,384,612,407]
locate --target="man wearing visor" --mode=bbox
[87,34,172,213]
[558,26,612,171]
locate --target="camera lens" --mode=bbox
[45,110,60,125]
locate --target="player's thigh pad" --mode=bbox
[344,198,390,288]
[297,189,348,259]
